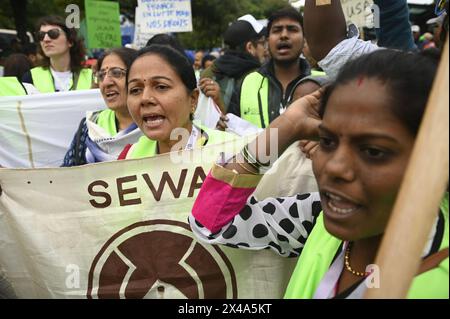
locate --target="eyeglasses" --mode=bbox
[36,28,62,41]
[94,67,127,83]
[255,39,268,49]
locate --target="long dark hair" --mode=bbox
[35,15,87,73]
[320,49,439,135]
[3,53,33,79]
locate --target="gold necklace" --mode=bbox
[344,242,368,277]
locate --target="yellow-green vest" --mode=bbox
[126,126,236,159]
[95,109,118,135]
[0,77,26,96]
[240,72,270,129]
[284,193,449,299]
[311,69,326,77]
[240,71,327,129]
[30,67,93,93]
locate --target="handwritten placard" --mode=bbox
[132,5,155,49]
[341,0,375,28]
[85,0,122,49]
[136,0,193,34]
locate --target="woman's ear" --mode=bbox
[190,88,199,113]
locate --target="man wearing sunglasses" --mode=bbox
[21,15,93,93]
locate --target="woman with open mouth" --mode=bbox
[62,48,142,166]
[118,44,235,159]
[189,49,448,299]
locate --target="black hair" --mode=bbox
[145,33,187,58]
[35,15,87,72]
[23,42,37,56]
[96,47,138,72]
[201,54,216,69]
[128,44,197,94]
[320,49,439,135]
[3,53,33,79]
[267,6,303,35]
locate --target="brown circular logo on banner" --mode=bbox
[87,219,237,299]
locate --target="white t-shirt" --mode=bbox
[23,83,41,95]
[50,68,72,92]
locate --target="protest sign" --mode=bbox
[0,138,301,298]
[341,0,375,28]
[136,0,193,34]
[133,5,155,49]
[85,0,122,49]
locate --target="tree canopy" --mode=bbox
[0,0,290,50]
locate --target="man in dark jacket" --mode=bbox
[200,14,267,113]
[227,6,322,129]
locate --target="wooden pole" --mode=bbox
[365,37,449,299]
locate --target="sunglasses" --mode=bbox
[36,28,62,41]
[94,67,127,83]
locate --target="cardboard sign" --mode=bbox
[85,0,122,49]
[133,5,155,49]
[136,0,193,34]
[341,0,375,28]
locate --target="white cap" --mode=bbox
[411,25,421,33]
[238,14,265,34]
[210,51,220,58]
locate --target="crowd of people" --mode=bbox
[0,0,448,299]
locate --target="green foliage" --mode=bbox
[0,0,290,49]
[0,0,16,29]
[178,0,290,49]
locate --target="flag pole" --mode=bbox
[365,37,449,298]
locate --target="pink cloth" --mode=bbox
[192,172,256,233]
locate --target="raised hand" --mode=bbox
[199,78,225,113]
[281,89,323,141]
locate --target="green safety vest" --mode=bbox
[240,71,327,129]
[0,77,26,96]
[311,69,326,77]
[30,67,93,93]
[126,125,236,159]
[284,193,449,299]
[240,72,270,129]
[95,109,118,135]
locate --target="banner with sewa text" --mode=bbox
[0,137,304,299]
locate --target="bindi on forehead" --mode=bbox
[357,77,365,87]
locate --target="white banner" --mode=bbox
[0,90,105,168]
[0,138,310,299]
[136,0,193,34]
